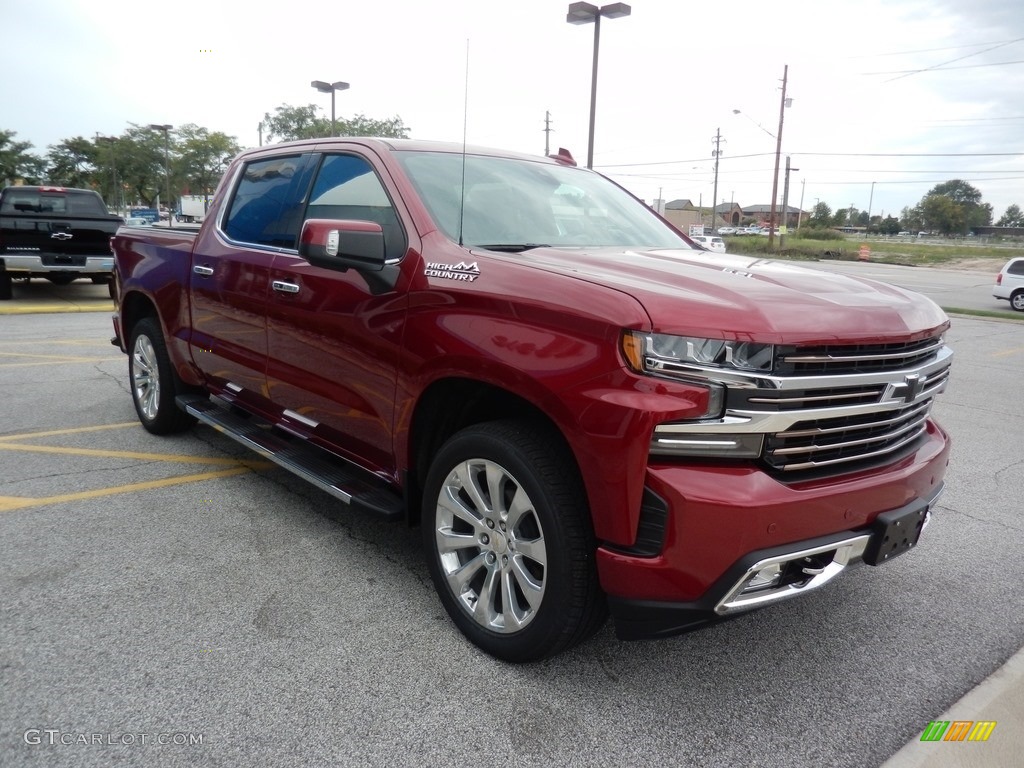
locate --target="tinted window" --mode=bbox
[223,155,313,248]
[306,154,406,261]
[2,191,68,214]
[1007,259,1024,276]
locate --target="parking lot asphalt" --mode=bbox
[2,306,1022,767]
[0,279,114,315]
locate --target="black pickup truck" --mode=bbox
[0,185,123,299]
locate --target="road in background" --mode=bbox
[1,313,1022,768]
[791,259,1009,314]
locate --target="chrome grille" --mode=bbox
[775,337,944,376]
[764,399,932,472]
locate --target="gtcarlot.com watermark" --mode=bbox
[24,729,205,747]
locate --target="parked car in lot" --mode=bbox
[0,185,122,299]
[124,217,152,227]
[690,234,727,253]
[993,256,1024,311]
[716,227,737,235]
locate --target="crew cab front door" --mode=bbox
[189,152,315,404]
[265,152,410,476]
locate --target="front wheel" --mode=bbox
[422,421,607,662]
[128,317,196,434]
[1011,291,1024,312]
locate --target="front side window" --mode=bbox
[305,154,406,261]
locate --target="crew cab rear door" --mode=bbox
[265,151,410,475]
[188,152,316,402]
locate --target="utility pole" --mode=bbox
[768,64,789,248]
[797,178,806,230]
[710,128,724,234]
[543,111,553,156]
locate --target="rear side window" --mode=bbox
[223,155,314,248]
[1007,259,1024,276]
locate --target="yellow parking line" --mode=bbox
[994,347,1022,358]
[0,467,254,513]
[0,422,139,441]
[0,442,266,466]
[0,358,122,369]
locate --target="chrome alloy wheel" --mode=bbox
[434,458,547,633]
[131,334,160,421]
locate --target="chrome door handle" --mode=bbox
[193,265,214,276]
[272,280,300,294]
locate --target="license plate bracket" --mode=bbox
[863,502,929,566]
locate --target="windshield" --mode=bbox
[396,151,689,251]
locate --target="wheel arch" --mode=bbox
[405,377,587,526]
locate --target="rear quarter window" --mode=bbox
[1007,259,1024,276]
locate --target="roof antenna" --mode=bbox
[458,39,470,247]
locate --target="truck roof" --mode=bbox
[233,137,573,166]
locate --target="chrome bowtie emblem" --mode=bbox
[50,232,73,240]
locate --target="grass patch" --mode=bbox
[724,233,1023,267]
[941,307,1024,322]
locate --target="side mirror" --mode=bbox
[299,218,386,272]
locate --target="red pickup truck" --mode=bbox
[111,138,952,661]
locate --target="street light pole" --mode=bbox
[867,181,876,229]
[780,156,799,248]
[148,124,173,227]
[566,2,632,170]
[311,80,350,136]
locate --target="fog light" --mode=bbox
[744,563,782,592]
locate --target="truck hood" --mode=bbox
[519,247,948,343]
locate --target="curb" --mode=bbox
[0,303,114,315]
[881,646,1024,767]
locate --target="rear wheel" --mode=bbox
[0,272,11,301]
[422,421,607,662]
[1011,291,1024,312]
[128,317,196,434]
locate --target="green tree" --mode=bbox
[917,194,963,235]
[261,103,410,142]
[116,124,174,208]
[175,124,241,212]
[46,137,99,189]
[0,129,45,185]
[996,204,1023,227]
[877,215,901,235]
[911,179,992,234]
[808,201,832,227]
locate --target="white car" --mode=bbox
[993,256,1024,312]
[124,217,152,227]
[691,235,727,254]
[717,226,737,235]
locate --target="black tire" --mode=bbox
[422,420,607,662]
[90,276,110,285]
[1011,291,1024,312]
[128,317,196,434]
[0,272,11,301]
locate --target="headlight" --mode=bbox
[622,331,773,459]
[622,331,774,375]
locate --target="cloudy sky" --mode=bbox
[3,0,1023,220]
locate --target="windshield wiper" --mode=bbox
[474,243,550,253]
